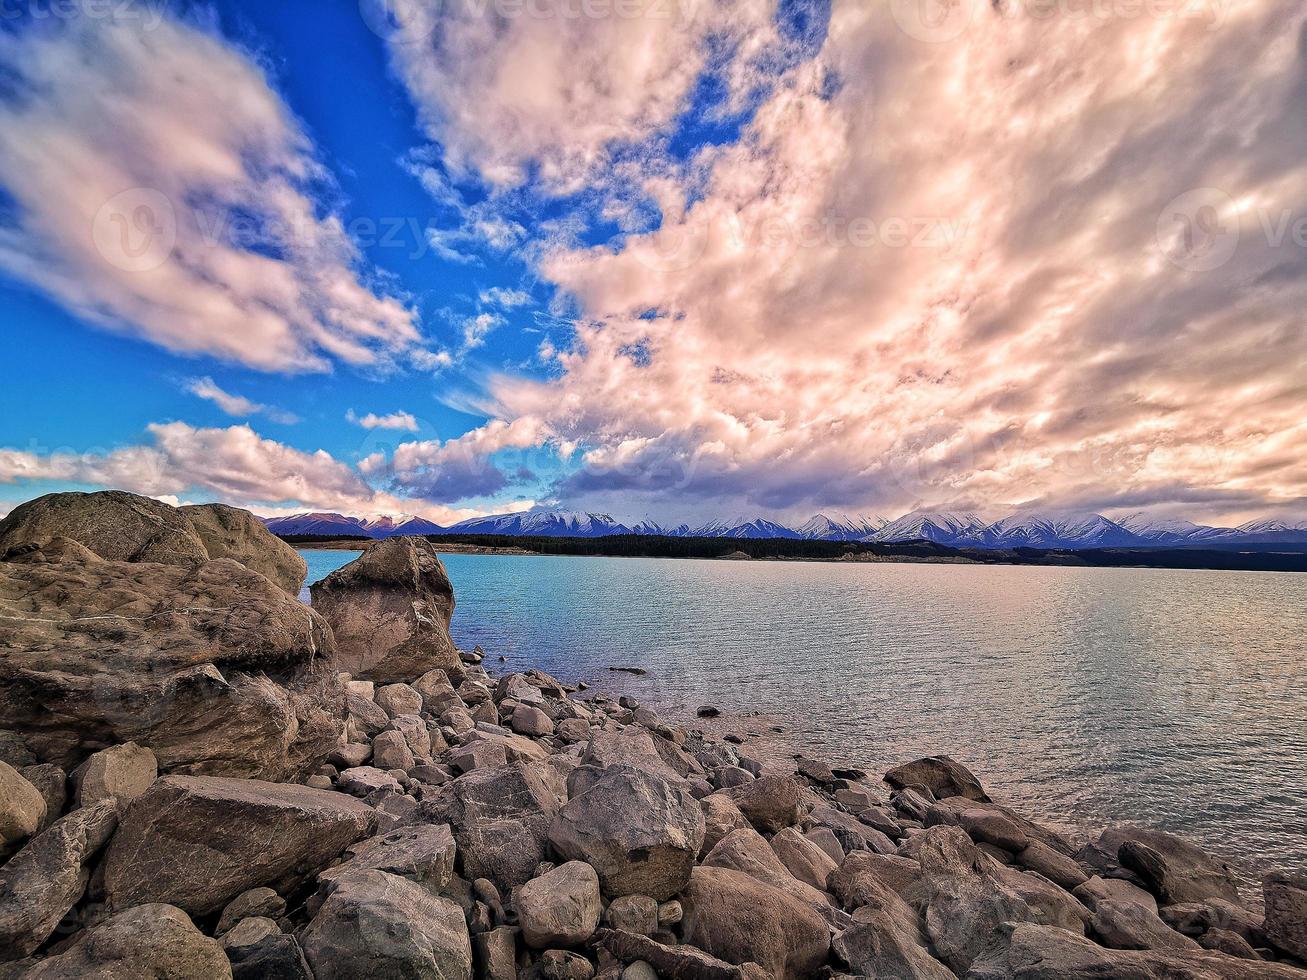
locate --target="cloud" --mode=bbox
[461,312,506,351]
[397,0,1307,525]
[0,423,532,524]
[0,13,419,373]
[346,409,420,431]
[186,377,299,424]
[479,287,534,309]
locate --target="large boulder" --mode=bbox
[917,826,1088,974]
[0,799,117,960]
[1084,827,1242,906]
[103,775,374,917]
[549,765,705,900]
[0,761,45,857]
[514,861,602,949]
[309,538,461,684]
[0,490,208,566]
[682,866,831,979]
[0,541,343,780]
[301,869,472,980]
[831,876,955,980]
[180,503,307,595]
[72,741,157,807]
[1089,899,1201,951]
[770,827,839,892]
[884,756,989,801]
[829,850,926,911]
[1264,871,1307,960]
[968,921,1307,979]
[701,828,829,909]
[723,775,804,833]
[318,823,458,894]
[6,903,230,978]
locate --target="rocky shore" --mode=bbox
[1,490,1305,978]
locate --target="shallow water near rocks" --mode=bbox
[302,549,1307,882]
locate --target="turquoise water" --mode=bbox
[302,549,1307,880]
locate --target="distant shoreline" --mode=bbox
[282,532,1307,573]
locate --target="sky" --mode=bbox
[0,0,1304,527]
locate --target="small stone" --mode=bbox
[696,706,721,718]
[375,683,423,719]
[371,730,416,771]
[217,886,287,935]
[605,895,658,936]
[512,705,556,738]
[305,774,333,790]
[656,900,682,926]
[515,861,602,948]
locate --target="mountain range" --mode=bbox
[262,509,1307,550]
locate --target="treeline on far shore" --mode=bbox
[275,532,1307,572]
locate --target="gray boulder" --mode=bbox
[549,765,705,900]
[770,827,839,892]
[514,861,602,949]
[0,761,45,857]
[682,866,831,979]
[723,775,804,833]
[1116,831,1242,906]
[831,876,955,980]
[318,823,457,894]
[884,755,988,801]
[103,775,374,916]
[180,502,307,595]
[302,869,472,979]
[916,826,1087,974]
[1264,871,1307,960]
[701,828,829,909]
[0,799,117,960]
[8,903,230,978]
[73,741,157,807]
[1090,899,1201,951]
[217,887,287,935]
[309,538,462,684]
[829,850,926,911]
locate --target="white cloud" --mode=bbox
[0,14,420,373]
[461,312,506,351]
[186,377,299,424]
[346,409,420,432]
[479,287,534,309]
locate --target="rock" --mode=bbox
[73,741,157,806]
[1199,928,1261,959]
[581,729,687,784]
[0,490,209,566]
[829,850,925,911]
[916,826,1087,974]
[805,826,845,865]
[723,775,804,833]
[549,765,705,900]
[345,692,390,737]
[0,799,117,959]
[1072,874,1159,915]
[959,807,1028,852]
[309,538,462,684]
[623,961,657,980]
[180,502,307,595]
[1091,899,1201,951]
[697,706,722,718]
[227,933,314,980]
[925,796,1075,855]
[217,887,287,935]
[413,669,462,715]
[370,730,415,771]
[532,949,595,980]
[374,792,419,832]
[319,823,457,894]
[375,683,423,719]
[221,916,281,950]
[0,542,342,780]
[884,756,989,802]
[515,861,602,949]
[711,766,754,789]
[336,765,402,797]
[17,764,65,831]
[301,869,472,979]
[594,928,754,980]
[891,787,934,823]
[1015,839,1088,891]
[305,774,333,790]
[682,866,831,979]
[831,878,955,980]
[770,827,839,892]
[1264,871,1307,960]
[103,775,374,916]
[702,828,829,909]
[6,903,230,978]
[448,741,509,774]
[1158,898,1264,944]
[512,704,556,738]
[606,895,658,936]
[1118,833,1242,906]
[556,719,590,744]
[806,805,895,856]
[967,921,1306,979]
[0,761,45,856]
[474,926,519,980]
[421,762,563,890]
[700,793,751,857]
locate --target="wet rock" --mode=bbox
[682,866,831,979]
[916,826,1087,974]
[1090,899,1201,951]
[301,869,472,979]
[73,741,157,807]
[217,887,287,935]
[515,861,602,948]
[884,756,989,802]
[181,502,307,595]
[6,903,230,978]
[318,823,457,893]
[724,775,804,833]
[0,761,45,856]
[103,774,374,916]
[549,765,705,900]
[831,876,955,980]
[1264,871,1307,960]
[0,799,117,959]
[770,827,839,892]
[310,538,462,684]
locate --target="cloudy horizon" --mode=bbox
[2,0,1305,529]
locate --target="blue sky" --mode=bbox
[1,0,1304,527]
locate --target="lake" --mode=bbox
[301,548,1307,880]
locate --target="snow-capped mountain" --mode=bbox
[866,512,990,546]
[446,511,633,537]
[1232,519,1307,542]
[796,513,886,541]
[979,512,1142,549]
[261,512,373,537]
[1116,515,1307,546]
[360,515,448,537]
[687,517,802,539]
